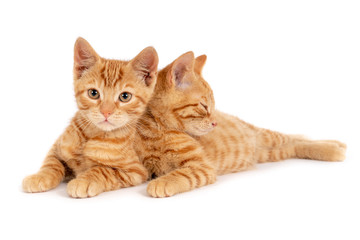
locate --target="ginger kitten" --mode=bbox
[23,38,158,198]
[135,52,346,198]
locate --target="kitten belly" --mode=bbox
[198,111,257,175]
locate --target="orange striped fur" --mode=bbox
[135,52,346,198]
[23,38,158,198]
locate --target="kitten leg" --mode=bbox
[147,162,216,198]
[67,161,148,198]
[142,132,216,198]
[23,147,65,193]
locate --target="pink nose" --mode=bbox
[101,111,112,119]
[212,122,217,127]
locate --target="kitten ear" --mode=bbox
[73,37,100,79]
[167,51,195,88]
[194,55,207,74]
[131,47,159,86]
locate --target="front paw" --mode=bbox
[147,178,179,198]
[23,173,59,193]
[67,178,104,198]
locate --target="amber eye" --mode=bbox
[119,92,132,102]
[88,89,100,99]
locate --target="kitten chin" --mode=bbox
[87,115,131,132]
[95,121,120,132]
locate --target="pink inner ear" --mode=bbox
[168,64,192,90]
[132,47,159,86]
[170,52,194,87]
[75,48,89,64]
[74,39,98,78]
[173,63,187,84]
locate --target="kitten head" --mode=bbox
[73,37,158,132]
[149,52,216,136]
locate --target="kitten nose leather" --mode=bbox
[212,122,217,127]
[100,102,115,119]
[101,111,112,119]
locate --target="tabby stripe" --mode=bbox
[72,121,87,140]
[172,103,198,112]
[198,163,214,171]
[114,170,127,185]
[179,156,201,167]
[92,136,129,144]
[234,148,240,160]
[229,135,237,144]
[75,90,85,97]
[127,110,141,115]
[100,168,115,185]
[138,119,152,128]
[129,100,142,110]
[137,131,162,141]
[110,161,140,169]
[113,68,123,88]
[222,134,231,154]
[85,146,122,156]
[194,108,205,115]
[196,167,209,185]
[100,65,106,80]
[179,115,204,119]
[164,145,197,155]
[115,171,132,186]
[217,150,226,171]
[193,172,201,187]
[86,145,127,155]
[136,96,146,105]
[42,163,63,170]
[143,155,161,161]
[212,144,219,161]
[239,159,250,170]
[90,169,105,183]
[174,114,185,129]
[273,133,280,147]
[165,130,184,135]
[175,171,194,188]
[167,138,193,146]
[231,158,242,171]
[126,167,147,179]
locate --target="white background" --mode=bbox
[1,1,359,239]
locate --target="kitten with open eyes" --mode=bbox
[135,52,346,198]
[22,38,158,198]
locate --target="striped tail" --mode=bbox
[255,128,346,163]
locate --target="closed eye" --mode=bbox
[194,106,207,117]
[200,102,207,110]
[200,102,209,112]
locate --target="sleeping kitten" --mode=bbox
[23,38,158,198]
[135,52,346,197]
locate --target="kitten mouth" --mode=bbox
[192,127,213,136]
[197,128,212,133]
[98,120,115,126]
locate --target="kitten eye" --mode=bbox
[200,102,208,111]
[119,92,132,102]
[88,89,100,99]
